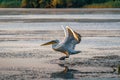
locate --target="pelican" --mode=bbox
[41,26,81,60]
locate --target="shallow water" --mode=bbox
[0,9,120,80]
[0,14,120,19]
[0,22,120,30]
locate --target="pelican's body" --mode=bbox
[41,26,81,60]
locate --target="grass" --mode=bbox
[0,0,21,8]
[83,1,120,8]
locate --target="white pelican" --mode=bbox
[41,26,81,60]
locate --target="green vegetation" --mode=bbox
[84,0,120,8]
[0,0,120,8]
[0,0,21,8]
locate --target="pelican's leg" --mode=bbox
[59,52,69,60]
[63,66,68,73]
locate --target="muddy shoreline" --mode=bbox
[0,8,120,80]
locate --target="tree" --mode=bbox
[21,0,28,8]
[51,0,65,8]
[38,0,51,8]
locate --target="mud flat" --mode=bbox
[0,8,120,80]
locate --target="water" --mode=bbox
[0,9,120,80]
[0,22,120,30]
[0,14,120,19]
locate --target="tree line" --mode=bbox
[0,0,119,8]
[21,0,112,8]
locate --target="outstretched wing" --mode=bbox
[63,26,81,50]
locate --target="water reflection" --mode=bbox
[50,63,78,79]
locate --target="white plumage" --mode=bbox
[41,26,81,60]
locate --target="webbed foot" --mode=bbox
[59,56,69,60]
[59,56,66,60]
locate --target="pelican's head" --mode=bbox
[41,40,59,46]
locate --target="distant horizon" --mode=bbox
[0,0,120,8]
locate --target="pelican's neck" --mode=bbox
[52,40,59,49]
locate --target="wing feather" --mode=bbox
[63,26,81,50]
